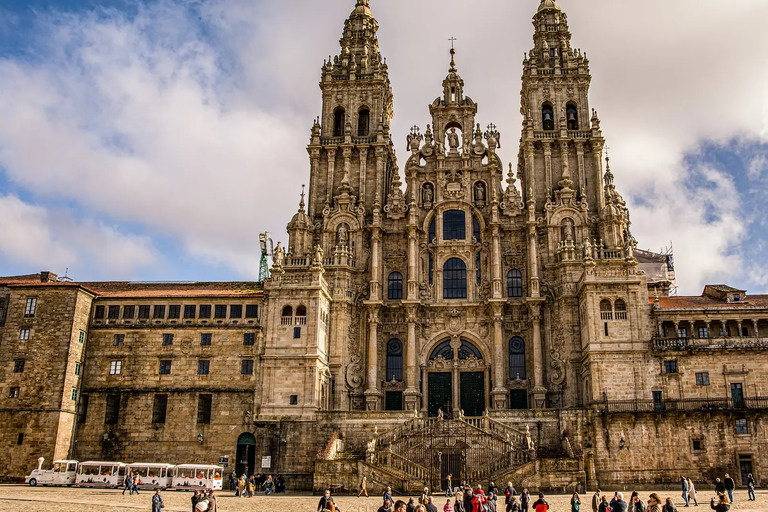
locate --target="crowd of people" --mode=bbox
[227,471,286,496]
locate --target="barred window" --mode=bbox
[214,305,227,319]
[198,360,210,375]
[230,305,243,319]
[201,333,212,346]
[159,360,172,375]
[113,334,125,346]
[94,306,105,320]
[107,306,120,319]
[168,305,181,319]
[138,305,150,319]
[162,334,174,346]
[184,305,196,319]
[245,305,259,319]
[243,333,255,346]
[24,298,37,318]
[241,360,254,375]
[123,305,135,319]
[443,258,467,299]
[199,305,212,319]
[153,305,166,319]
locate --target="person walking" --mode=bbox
[384,487,394,508]
[446,475,453,497]
[358,476,369,498]
[521,489,531,512]
[151,490,164,512]
[133,474,141,495]
[229,471,236,492]
[123,472,134,495]
[664,497,679,512]
[747,473,756,501]
[723,475,735,504]
[247,475,255,498]
[681,476,690,507]
[710,494,729,512]
[647,494,663,512]
[714,479,725,495]
[688,479,698,507]
[571,493,581,512]
[263,475,274,495]
[592,490,602,512]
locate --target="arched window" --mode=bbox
[296,305,307,325]
[473,216,481,242]
[443,210,466,240]
[507,269,523,298]
[614,299,627,320]
[542,104,555,131]
[566,103,578,130]
[509,337,526,380]
[476,252,482,286]
[429,217,436,242]
[333,108,346,137]
[459,340,482,360]
[443,258,467,299]
[281,305,293,326]
[388,272,403,300]
[600,299,613,320]
[358,108,370,136]
[430,341,454,360]
[386,339,403,382]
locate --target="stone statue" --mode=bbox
[562,219,575,242]
[338,225,348,245]
[438,408,444,420]
[475,182,486,202]
[313,244,324,266]
[423,184,434,203]
[447,128,460,151]
[273,242,285,268]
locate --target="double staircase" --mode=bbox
[363,415,535,493]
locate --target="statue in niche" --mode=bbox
[423,183,434,204]
[313,245,324,266]
[474,181,486,202]
[447,128,460,151]
[273,242,285,268]
[337,224,349,246]
[561,218,575,242]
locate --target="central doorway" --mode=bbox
[236,433,256,477]
[428,372,452,417]
[460,372,485,417]
[441,453,461,492]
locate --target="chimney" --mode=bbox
[40,271,58,283]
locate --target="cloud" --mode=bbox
[0,0,767,294]
[0,194,157,277]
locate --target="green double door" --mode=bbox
[427,372,485,417]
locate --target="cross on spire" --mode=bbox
[449,37,457,49]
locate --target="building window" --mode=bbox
[162,334,174,346]
[429,218,436,242]
[0,299,5,325]
[509,337,526,380]
[333,108,345,138]
[664,361,678,374]
[168,305,181,319]
[566,103,579,130]
[241,360,254,375]
[358,108,370,136]
[137,305,150,319]
[9,387,19,399]
[443,210,466,240]
[19,329,30,341]
[71,388,78,401]
[245,305,259,319]
[13,360,24,373]
[293,327,301,339]
[296,305,307,325]
[742,326,749,337]
[113,334,125,346]
[123,305,135,319]
[473,216,481,242]
[386,339,403,382]
[507,269,524,298]
[79,330,85,343]
[153,305,166,319]
[476,252,482,286]
[105,394,120,424]
[109,360,122,375]
[692,439,703,451]
[159,360,172,375]
[107,306,120,319]
[281,306,293,325]
[184,305,196,319]
[243,333,255,346]
[388,272,403,300]
[736,418,749,435]
[199,305,212,319]
[230,305,243,319]
[614,300,627,320]
[24,298,37,318]
[600,300,613,320]
[152,394,168,424]
[698,326,709,339]
[201,333,212,346]
[78,394,89,424]
[75,362,80,376]
[678,327,688,339]
[214,305,227,319]
[542,103,555,131]
[198,360,210,375]
[197,394,212,424]
[443,258,467,299]
[290,395,298,405]
[17,433,23,445]
[94,305,105,319]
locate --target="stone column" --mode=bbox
[370,229,382,301]
[575,142,586,194]
[452,362,460,414]
[326,148,337,205]
[491,225,502,298]
[421,366,428,411]
[753,320,760,338]
[738,321,744,338]
[404,306,420,411]
[593,141,605,210]
[359,147,368,202]
[491,303,507,409]
[364,306,382,410]
[528,300,547,409]
[309,149,321,217]
[525,142,536,197]
[407,226,418,300]
[543,141,553,191]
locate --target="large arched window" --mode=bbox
[443,210,466,240]
[509,337,526,380]
[443,258,467,299]
[333,108,346,137]
[507,269,523,298]
[358,108,370,136]
[386,339,403,382]
[614,299,627,320]
[600,299,613,320]
[566,103,578,130]
[458,340,483,360]
[430,341,454,360]
[281,305,293,326]
[388,272,403,300]
[542,103,555,131]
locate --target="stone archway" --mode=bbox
[423,338,489,417]
[235,432,256,477]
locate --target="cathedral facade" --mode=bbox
[0,0,767,493]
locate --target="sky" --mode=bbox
[0,0,767,296]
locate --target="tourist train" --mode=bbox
[26,459,223,490]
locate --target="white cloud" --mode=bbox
[0,0,767,293]
[748,154,768,179]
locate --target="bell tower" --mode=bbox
[306,0,397,223]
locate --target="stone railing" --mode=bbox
[653,336,768,351]
[593,397,768,413]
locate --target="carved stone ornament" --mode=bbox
[427,355,453,371]
[345,353,365,390]
[507,377,530,390]
[447,308,465,334]
[458,355,486,371]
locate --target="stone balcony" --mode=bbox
[652,336,768,352]
[593,397,768,414]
